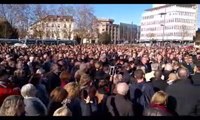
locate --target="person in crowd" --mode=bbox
[74,63,88,83]
[29,74,49,106]
[59,71,71,88]
[79,86,98,116]
[163,63,174,80]
[0,67,20,106]
[53,106,72,116]
[21,83,47,116]
[48,87,68,115]
[143,91,173,116]
[107,82,134,116]
[95,79,110,116]
[129,69,155,116]
[182,55,194,75]
[150,70,168,92]
[145,63,159,82]
[46,63,61,94]
[0,95,25,116]
[167,73,178,85]
[63,82,81,116]
[166,68,200,115]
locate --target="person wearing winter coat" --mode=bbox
[107,82,134,116]
[21,83,47,116]
[143,91,173,116]
[47,87,68,115]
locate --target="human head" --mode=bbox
[50,87,68,103]
[150,91,168,106]
[177,68,189,80]
[59,71,71,84]
[64,82,79,100]
[154,70,162,80]
[116,82,129,96]
[151,63,159,71]
[51,63,59,74]
[79,74,91,89]
[53,106,72,116]
[134,69,145,82]
[21,83,37,98]
[0,95,25,116]
[168,73,178,81]
[28,74,41,86]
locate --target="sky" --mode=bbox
[46,4,152,26]
[47,4,200,27]
[92,4,152,25]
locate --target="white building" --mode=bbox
[140,4,198,42]
[28,15,75,40]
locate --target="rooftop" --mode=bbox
[145,4,196,12]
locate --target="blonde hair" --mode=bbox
[64,82,79,100]
[0,95,24,116]
[151,91,168,106]
[53,106,72,116]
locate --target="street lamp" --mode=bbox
[160,11,166,44]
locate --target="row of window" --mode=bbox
[140,32,192,37]
[143,11,195,20]
[40,23,72,28]
[143,15,154,20]
[141,18,195,25]
[141,25,194,31]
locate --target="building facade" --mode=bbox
[96,18,120,44]
[140,4,198,42]
[119,23,138,43]
[28,15,75,40]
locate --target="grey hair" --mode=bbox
[0,95,24,116]
[116,82,129,96]
[21,83,37,98]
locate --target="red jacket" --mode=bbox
[0,82,20,106]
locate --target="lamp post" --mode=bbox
[160,8,167,45]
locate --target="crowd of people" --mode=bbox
[0,43,200,116]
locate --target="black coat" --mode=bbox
[166,79,200,116]
[150,78,168,92]
[66,98,82,116]
[106,94,134,116]
[80,97,98,116]
[191,73,200,116]
[46,72,61,94]
[47,100,63,115]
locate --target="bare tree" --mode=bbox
[58,5,76,16]
[73,5,97,43]
[31,25,45,39]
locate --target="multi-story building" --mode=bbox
[198,4,200,28]
[140,4,198,42]
[28,15,74,40]
[119,23,138,43]
[96,18,120,44]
